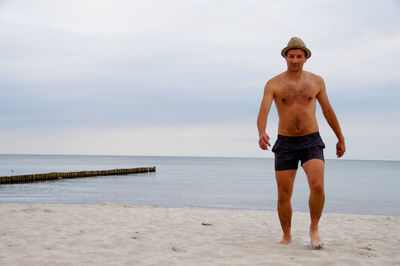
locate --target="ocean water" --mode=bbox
[0,154,399,216]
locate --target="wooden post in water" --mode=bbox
[0,167,156,185]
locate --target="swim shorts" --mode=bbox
[272,132,325,171]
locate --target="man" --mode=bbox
[257,37,345,249]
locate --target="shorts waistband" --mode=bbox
[277,132,321,142]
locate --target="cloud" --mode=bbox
[0,0,399,159]
[0,123,265,157]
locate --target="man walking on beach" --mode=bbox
[257,37,345,248]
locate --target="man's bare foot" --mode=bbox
[309,231,324,249]
[280,234,292,245]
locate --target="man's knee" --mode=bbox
[275,169,296,204]
[309,181,324,194]
[278,189,292,203]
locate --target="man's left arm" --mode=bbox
[316,77,346,158]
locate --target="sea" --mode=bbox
[0,154,399,216]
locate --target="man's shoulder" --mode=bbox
[267,72,285,84]
[265,73,284,93]
[273,71,286,79]
[268,71,323,81]
[304,71,324,82]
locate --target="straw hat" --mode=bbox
[281,37,311,59]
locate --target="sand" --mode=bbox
[0,204,399,266]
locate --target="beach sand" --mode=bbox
[0,204,399,266]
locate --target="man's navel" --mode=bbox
[295,117,301,131]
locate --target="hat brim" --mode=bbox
[281,45,311,59]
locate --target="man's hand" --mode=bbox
[259,133,271,150]
[336,139,346,158]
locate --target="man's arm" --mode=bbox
[316,77,346,158]
[257,80,274,150]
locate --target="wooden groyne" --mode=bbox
[0,167,156,185]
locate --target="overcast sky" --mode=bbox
[1,0,399,160]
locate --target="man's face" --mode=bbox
[285,49,307,72]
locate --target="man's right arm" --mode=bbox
[257,80,274,150]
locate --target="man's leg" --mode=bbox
[302,159,325,248]
[275,169,297,244]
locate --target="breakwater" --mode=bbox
[0,167,156,184]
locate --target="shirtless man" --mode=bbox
[257,37,346,248]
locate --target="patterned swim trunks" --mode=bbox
[272,132,325,171]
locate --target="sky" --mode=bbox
[1,0,400,160]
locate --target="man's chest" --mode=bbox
[275,82,319,104]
